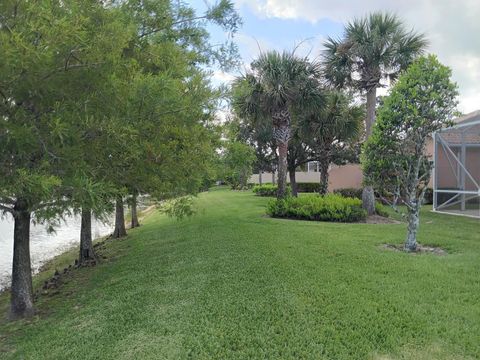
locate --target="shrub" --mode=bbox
[375,202,390,218]
[296,183,321,193]
[266,194,367,222]
[253,184,293,197]
[253,184,278,196]
[333,188,363,199]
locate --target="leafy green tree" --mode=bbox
[0,0,127,319]
[363,55,458,251]
[223,141,256,189]
[322,12,427,213]
[232,50,323,199]
[105,0,240,236]
[226,113,277,186]
[303,91,364,195]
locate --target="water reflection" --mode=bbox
[0,213,113,290]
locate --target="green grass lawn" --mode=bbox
[1,188,479,359]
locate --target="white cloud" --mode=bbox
[235,0,480,113]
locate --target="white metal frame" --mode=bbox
[433,119,480,218]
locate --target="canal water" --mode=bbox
[0,213,113,290]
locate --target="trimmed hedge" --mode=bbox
[295,182,321,193]
[253,183,320,195]
[267,194,367,222]
[252,184,278,197]
[333,188,363,199]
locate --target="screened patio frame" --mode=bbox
[433,118,480,218]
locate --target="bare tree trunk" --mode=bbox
[318,157,330,196]
[271,166,275,184]
[79,207,95,266]
[289,168,297,197]
[362,86,377,215]
[259,171,263,185]
[405,201,420,252]
[112,196,127,238]
[10,200,34,319]
[131,193,140,228]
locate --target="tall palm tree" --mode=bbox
[232,50,323,199]
[304,91,364,195]
[322,12,427,213]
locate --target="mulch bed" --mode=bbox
[382,243,447,255]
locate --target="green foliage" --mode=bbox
[363,55,459,204]
[295,183,321,193]
[160,196,196,220]
[222,141,256,190]
[252,184,278,197]
[253,183,322,196]
[267,194,367,222]
[333,188,363,199]
[375,202,390,218]
[322,12,427,91]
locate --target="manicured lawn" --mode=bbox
[0,188,479,359]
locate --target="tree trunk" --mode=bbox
[363,86,377,215]
[79,207,95,266]
[112,196,127,238]
[259,171,263,185]
[289,169,297,197]
[362,186,376,215]
[272,109,291,199]
[10,200,34,319]
[405,202,420,252]
[271,167,275,184]
[277,141,289,199]
[131,193,140,228]
[365,86,377,138]
[318,157,330,196]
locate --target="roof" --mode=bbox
[453,110,480,126]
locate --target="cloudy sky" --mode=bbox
[192,0,480,114]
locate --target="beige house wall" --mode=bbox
[249,164,364,191]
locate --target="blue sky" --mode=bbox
[190,0,480,113]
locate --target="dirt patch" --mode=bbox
[382,244,447,255]
[364,215,401,224]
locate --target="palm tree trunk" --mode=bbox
[10,199,34,319]
[362,86,377,215]
[318,157,330,195]
[289,168,297,197]
[112,196,127,238]
[79,207,95,266]
[277,141,289,199]
[272,109,291,199]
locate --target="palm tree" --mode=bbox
[322,12,427,212]
[303,91,364,195]
[232,50,323,199]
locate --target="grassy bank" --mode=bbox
[0,188,479,359]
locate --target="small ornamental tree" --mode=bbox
[363,55,458,251]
